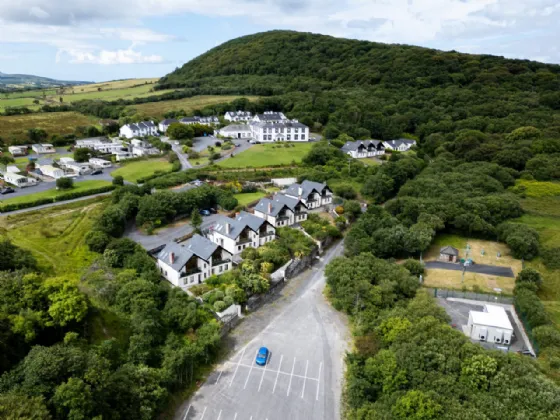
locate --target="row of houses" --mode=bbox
[341,139,417,159]
[75,137,159,161]
[8,144,56,156]
[155,180,333,290]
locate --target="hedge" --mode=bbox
[0,185,115,212]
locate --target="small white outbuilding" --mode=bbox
[467,304,513,345]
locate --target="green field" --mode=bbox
[0,111,98,144]
[0,180,112,206]
[130,95,259,118]
[111,159,173,183]
[512,179,560,198]
[234,191,267,206]
[218,143,314,168]
[0,197,106,277]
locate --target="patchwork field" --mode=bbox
[0,197,107,277]
[217,143,314,169]
[0,180,112,207]
[0,112,98,144]
[111,159,173,183]
[129,95,259,118]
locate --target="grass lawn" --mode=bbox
[360,158,381,166]
[424,234,523,275]
[423,269,515,294]
[0,197,107,277]
[0,112,98,143]
[218,143,314,169]
[130,95,259,119]
[0,180,112,206]
[234,191,267,207]
[112,159,173,183]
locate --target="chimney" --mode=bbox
[268,202,272,214]
[225,223,231,234]
[169,252,175,264]
[298,186,303,199]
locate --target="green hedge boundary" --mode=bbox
[0,185,115,212]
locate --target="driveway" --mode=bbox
[125,214,222,250]
[175,241,349,420]
[162,136,192,170]
[425,261,514,278]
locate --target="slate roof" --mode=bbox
[125,121,156,131]
[160,119,178,125]
[383,139,416,149]
[220,124,251,132]
[237,211,267,232]
[180,116,219,124]
[252,120,307,130]
[254,193,306,217]
[157,234,219,270]
[285,180,330,200]
[180,117,199,123]
[440,246,459,256]
[341,140,384,152]
[255,112,286,121]
[226,111,252,117]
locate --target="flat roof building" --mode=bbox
[467,304,513,345]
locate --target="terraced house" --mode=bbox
[156,234,233,289]
[341,140,385,158]
[119,121,158,138]
[207,211,276,256]
[253,193,308,227]
[285,180,333,209]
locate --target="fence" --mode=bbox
[427,287,514,304]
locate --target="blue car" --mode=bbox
[255,347,269,366]
[199,209,211,216]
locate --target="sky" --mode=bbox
[1,0,559,82]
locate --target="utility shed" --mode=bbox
[467,304,513,345]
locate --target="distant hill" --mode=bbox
[157,30,560,140]
[0,71,91,89]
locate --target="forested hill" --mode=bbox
[159,30,560,93]
[158,31,560,141]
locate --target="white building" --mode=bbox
[285,180,333,210]
[119,121,158,139]
[252,112,287,123]
[8,146,27,156]
[225,111,253,122]
[467,304,514,345]
[341,140,385,158]
[253,194,308,227]
[158,119,178,133]
[156,234,233,289]
[382,139,416,152]
[207,211,276,256]
[31,144,55,154]
[37,164,64,179]
[4,173,37,188]
[75,138,127,154]
[6,165,20,173]
[180,116,220,126]
[59,157,75,166]
[66,162,92,175]
[215,124,253,139]
[89,158,112,168]
[251,120,309,142]
[114,151,133,161]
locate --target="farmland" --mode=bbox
[0,111,98,144]
[111,159,173,183]
[217,142,314,168]
[129,95,259,118]
[0,197,107,277]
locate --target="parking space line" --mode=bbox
[182,405,191,420]
[316,361,322,401]
[272,354,283,393]
[200,406,207,420]
[244,349,260,389]
[301,360,309,398]
[233,413,237,420]
[216,409,222,420]
[229,346,247,387]
[215,369,223,385]
[287,357,296,396]
[258,352,270,391]
[223,360,319,381]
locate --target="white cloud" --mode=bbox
[57,46,165,64]
[1,0,560,64]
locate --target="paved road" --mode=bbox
[125,214,222,250]
[175,241,349,420]
[425,261,514,278]
[192,136,255,166]
[162,136,192,170]
[0,192,111,215]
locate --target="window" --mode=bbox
[287,135,291,140]
[219,266,223,273]
[295,128,299,133]
[238,246,241,251]
[301,135,306,140]
[295,135,299,140]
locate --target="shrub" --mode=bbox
[213,300,227,312]
[334,185,357,199]
[497,222,540,260]
[335,206,344,214]
[533,325,560,349]
[403,259,425,277]
[516,268,543,290]
[223,295,234,307]
[542,247,560,269]
[56,177,74,190]
[190,284,211,296]
[85,230,111,253]
[514,288,549,329]
[112,175,124,186]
